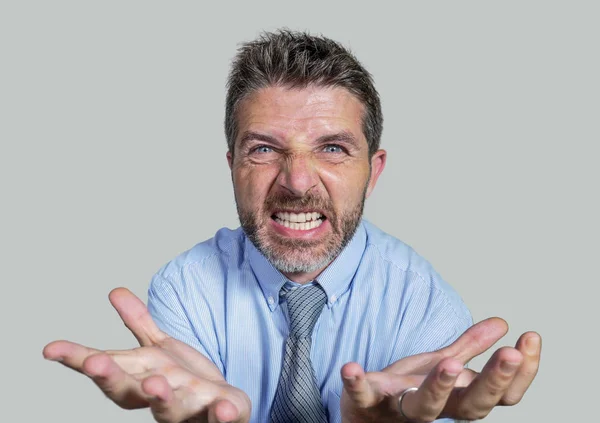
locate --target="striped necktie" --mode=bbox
[270,284,328,423]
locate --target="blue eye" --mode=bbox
[323,145,343,153]
[253,145,273,154]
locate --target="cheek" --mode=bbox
[233,166,279,206]
[320,164,370,204]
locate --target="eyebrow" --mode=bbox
[238,130,360,149]
[238,131,279,148]
[315,131,359,147]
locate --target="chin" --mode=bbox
[238,201,362,274]
[266,254,333,273]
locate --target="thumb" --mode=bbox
[341,362,379,408]
[109,287,167,347]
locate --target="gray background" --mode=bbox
[2,1,598,421]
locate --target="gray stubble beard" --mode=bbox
[237,190,367,274]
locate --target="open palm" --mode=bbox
[340,318,541,422]
[43,288,251,423]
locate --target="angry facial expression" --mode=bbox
[228,85,386,280]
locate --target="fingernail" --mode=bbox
[440,370,459,384]
[343,375,356,383]
[526,336,540,353]
[46,356,63,362]
[500,361,519,374]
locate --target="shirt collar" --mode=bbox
[246,221,367,311]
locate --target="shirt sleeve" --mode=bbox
[391,280,473,423]
[415,290,473,354]
[147,273,224,373]
[427,298,472,423]
[393,270,474,359]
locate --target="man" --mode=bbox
[44,30,541,423]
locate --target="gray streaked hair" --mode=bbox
[225,29,383,156]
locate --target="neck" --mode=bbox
[283,266,327,284]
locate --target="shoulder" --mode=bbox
[362,220,471,323]
[361,221,472,354]
[363,220,435,276]
[152,226,245,287]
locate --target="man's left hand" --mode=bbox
[340,318,541,422]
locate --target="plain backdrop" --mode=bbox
[2,1,598,422]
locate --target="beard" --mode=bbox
[237,189,367,275]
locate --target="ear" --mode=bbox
[226,150,233,170]
[365,149,386,198]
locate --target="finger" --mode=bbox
[144,376,244,423]
[209,398,243,423]
[134,365,199,392]
[341,362,380,408]
[107,351,155,375]
[110,340,225,383]
[401,358,463,422]
[501,332,542,405]
[43,340,102,373]
[83,352,151,409]
[449,347,522,421]
[110,288,226,382]
[107,346,186,376]
[442,317,509,364]
[455,367,477,388]
[66,345,176,376]
[384,349,440,375]
[109,287,167,347]
[157,337,226,382]
[387,318,510,376]
[143,375,182,423]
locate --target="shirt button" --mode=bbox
[268,296,275,305]
[330,295,337,303]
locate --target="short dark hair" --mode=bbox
[225,29,383,156]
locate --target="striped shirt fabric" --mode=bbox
[148,220,473,423]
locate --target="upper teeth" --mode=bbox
[274,212,322,223]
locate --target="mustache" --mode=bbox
[264,192,335,217]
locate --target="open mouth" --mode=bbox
[272,211,326,231]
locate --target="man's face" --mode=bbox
[227,85,386,277]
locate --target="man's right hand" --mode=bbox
[43,288,251,423]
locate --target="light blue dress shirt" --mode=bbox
[148,220,472,423]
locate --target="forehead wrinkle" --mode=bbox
[246,85,362,119]
[237,85,366,148]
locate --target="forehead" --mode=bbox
[235,85,366,143]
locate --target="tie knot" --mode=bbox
[282,284,327,338]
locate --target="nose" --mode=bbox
[276,153,319,197]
